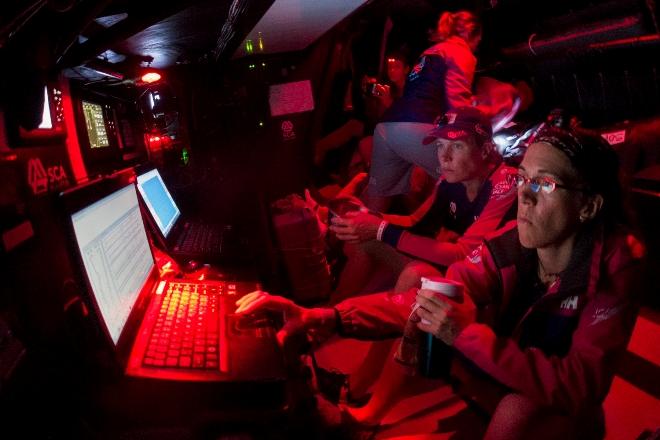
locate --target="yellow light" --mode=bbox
[258,121,264,127]
[141,72,161,83]
[257,32,264,51]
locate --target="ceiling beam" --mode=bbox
[57,0,207,69]
[54,0,115,66]
[0,0,48,48]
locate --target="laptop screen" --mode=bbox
[136,169,180,238]
[71,184,154,345]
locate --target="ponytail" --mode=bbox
[434,10,482,43]
[436,12,455,41]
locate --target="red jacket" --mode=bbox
[449,221,643,414]
[335,221,643,415]
[382,36,476,124]
[424,36,476,111]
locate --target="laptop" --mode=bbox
[135,167,236,264]
[61,171,285,383]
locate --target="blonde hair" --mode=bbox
[435,10,482,42]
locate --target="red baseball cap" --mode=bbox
[423,106,492,145]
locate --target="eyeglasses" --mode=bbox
[509,173,586,194]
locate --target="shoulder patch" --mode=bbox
[489,167,516,200]
[408,56,426,82]
[467,244,483,264]
[491,180,515,200]
[591,305,622,325]
[449,201,457,217]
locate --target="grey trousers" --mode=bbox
[367,121,440,197]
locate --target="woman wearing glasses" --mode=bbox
[236,127,643,438]
[409,126,644,438]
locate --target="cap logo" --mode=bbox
[447,129,467,139]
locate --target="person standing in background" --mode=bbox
[365,10,482,212]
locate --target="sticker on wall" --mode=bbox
[281,120,296,141]
[269,80,314,117]
[27,158,48,195]
[27,157,69,195]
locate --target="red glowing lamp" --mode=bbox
[140,71,162,84]
[145,133,172,152]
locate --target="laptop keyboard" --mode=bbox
[175,222,223,254]
[143,281,222,370]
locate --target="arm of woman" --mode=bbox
[236,289,417,342]
[235,291,337,345]
[449,241,643,415]
[333,288,418,340]
[329,211,383,242]
[382,184,439,227]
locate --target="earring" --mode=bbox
[579,215,586,223]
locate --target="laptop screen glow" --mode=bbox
[136,169,181,238]
[71,184,154,345]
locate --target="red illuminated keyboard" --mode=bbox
[142,281,222,369]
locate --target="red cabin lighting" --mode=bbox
[141,72,162,84]
[145,133,172,152]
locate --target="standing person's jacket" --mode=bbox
[382,36,476,124]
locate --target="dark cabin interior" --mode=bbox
[1,0,659,439]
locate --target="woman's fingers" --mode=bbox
[416,290,449,310]
[235,291,275,314]
[329,220,360,242]
[335,232,360,241]
[415,290,450,334]
[416,306,447,333]
[235,290,264,308]
[329,224,351,233]
[342,210,361,218]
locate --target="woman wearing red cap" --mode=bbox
[329,106,516,302]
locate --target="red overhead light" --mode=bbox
[145,134,172,152]
[141,72,161,84]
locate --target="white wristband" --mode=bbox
[376,220,388,241]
